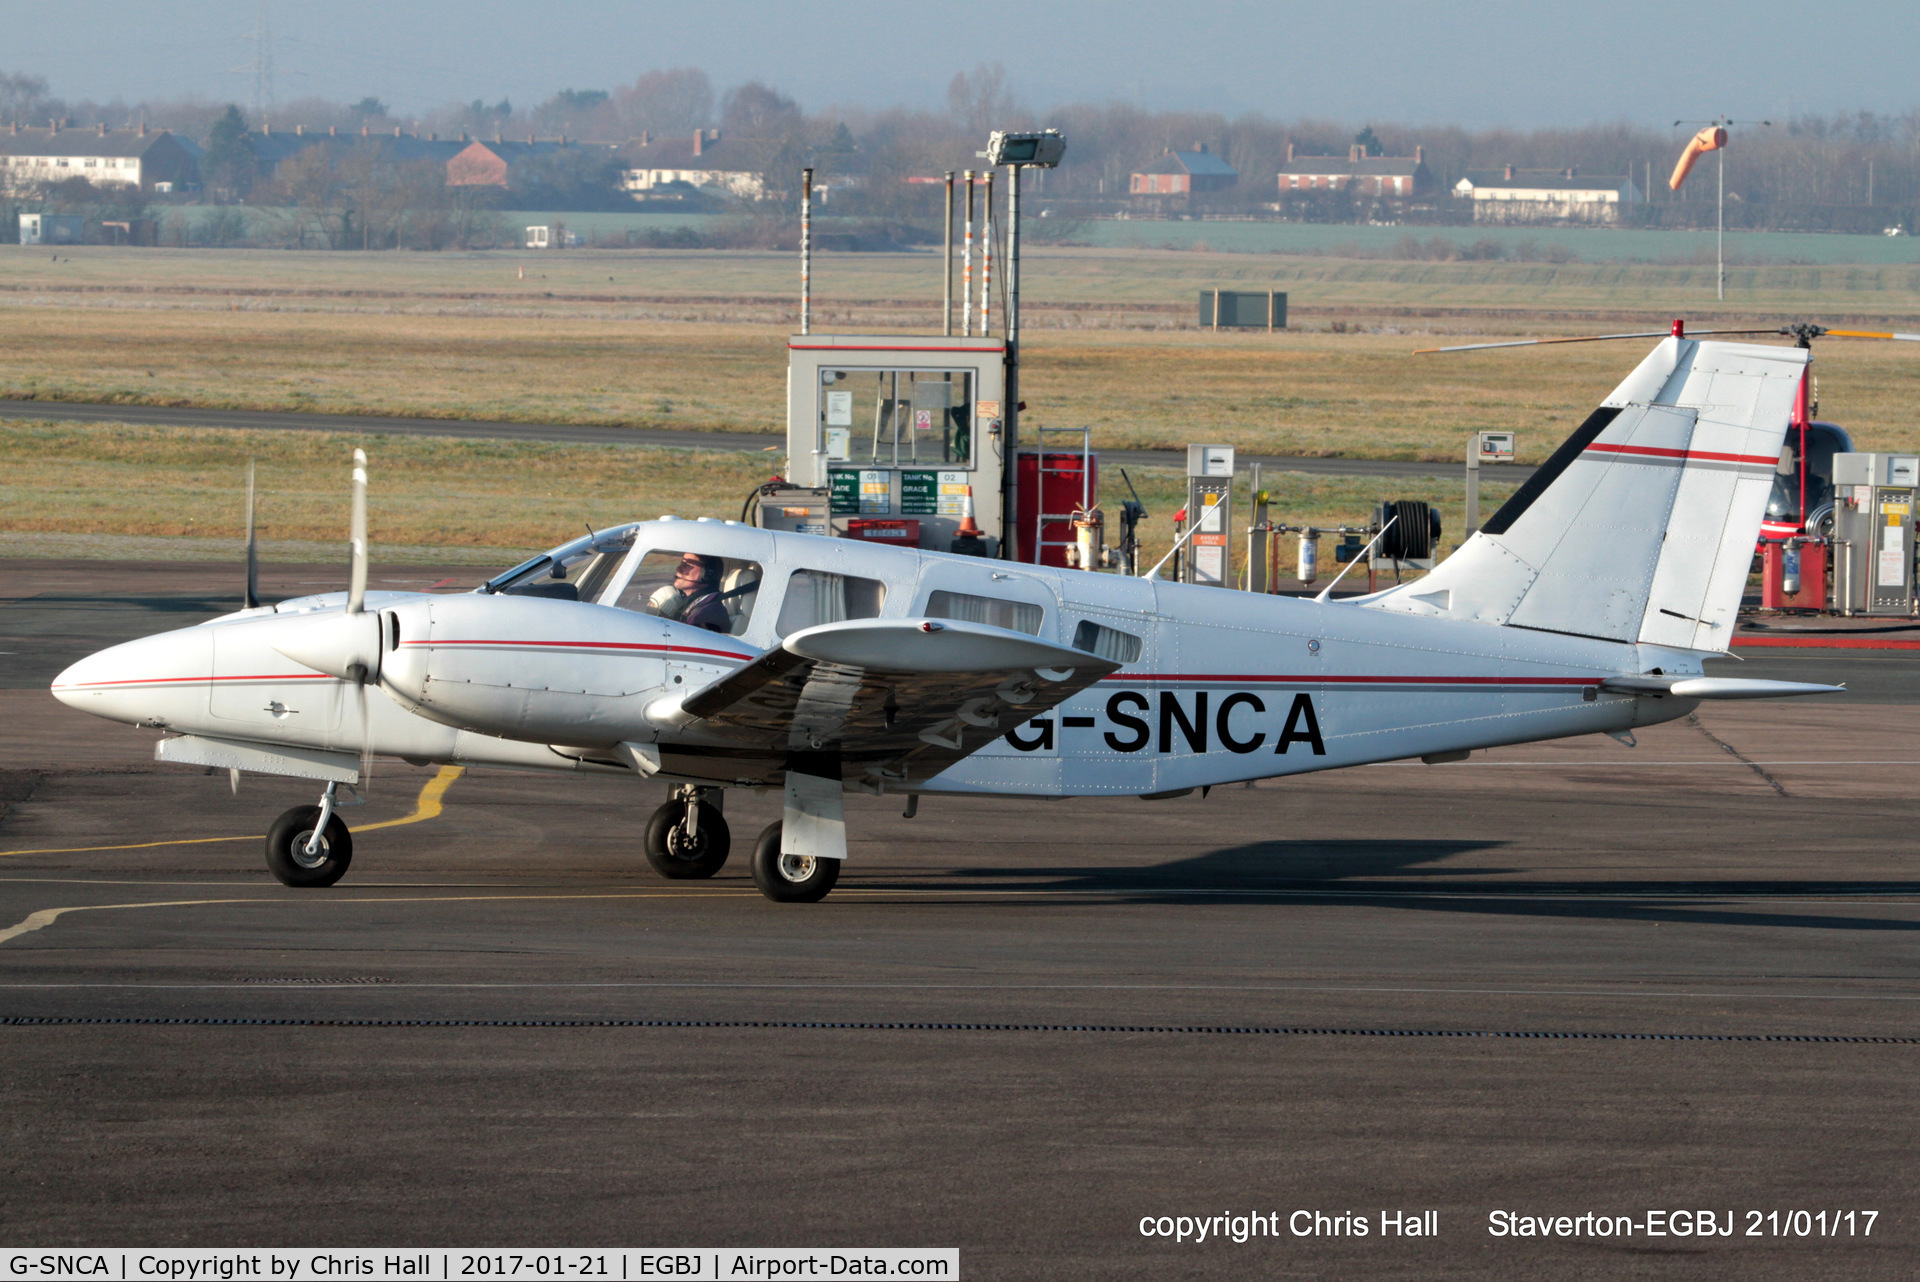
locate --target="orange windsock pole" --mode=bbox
[1669,125,1728,190]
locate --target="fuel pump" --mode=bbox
[1832,452,1920,616]
[1114,469,1148,577]
[1182,445,1236,587]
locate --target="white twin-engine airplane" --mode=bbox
[53,336,1841,902]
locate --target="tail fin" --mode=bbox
[1370,337,1807,650]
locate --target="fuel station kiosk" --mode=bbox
[755,131,1097,567]
[770,333,1012,554]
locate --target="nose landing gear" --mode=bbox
[265,782,354,887]
[643,784,731,879]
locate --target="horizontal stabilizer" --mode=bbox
[1599,676,1844,700]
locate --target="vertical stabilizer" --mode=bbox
[1369,338,1807,650]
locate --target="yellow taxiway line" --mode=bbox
[0,899,253,946]
[0,888,748,947]
[0,766,465,857]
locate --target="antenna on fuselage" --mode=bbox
[1140,507,1209,580]
[1313,515,1397,604]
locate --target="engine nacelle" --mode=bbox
[375,593,753,747]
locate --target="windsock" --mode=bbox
[1669,126,1728,190]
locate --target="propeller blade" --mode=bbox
[347,449,368,616]
[1821,329,1920,342]
[357,681,374,793]
[243,458,259,611]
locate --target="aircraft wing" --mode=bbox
[653,618,1121,783]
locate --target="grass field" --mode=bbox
[5,303,1917,463]
[0,242,1904,567]
[0,420,1512,579]
[11,244,1920,318]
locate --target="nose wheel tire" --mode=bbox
[643,799,730,879]
[265,805,354,887]
[749,822,840,903]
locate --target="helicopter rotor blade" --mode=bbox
[1820,329,1920,342]
[1415,328,1782,355]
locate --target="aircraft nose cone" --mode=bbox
[50,650,110,711]
[49,629,212,726]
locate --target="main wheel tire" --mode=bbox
[749,822,841,903]
[643,799,731,879]
[265,805,354,888]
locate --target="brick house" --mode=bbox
[1277,143,1433,198]
[1130,145,1239,196]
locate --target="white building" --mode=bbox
[1454,166,1643,224]
[0,123,198,197]
[618,130,770,200]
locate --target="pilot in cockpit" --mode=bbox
[647,553,733,633]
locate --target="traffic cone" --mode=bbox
[950,486,988,557]
[955,485,984,539]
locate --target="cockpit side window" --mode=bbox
[488,528,638,602]
[615,549,763,636]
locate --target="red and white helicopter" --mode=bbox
[53,333,1840,902]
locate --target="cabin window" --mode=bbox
[616,549,764,636]
[775,570,886,636]
[1071,620,1142,664]
[925,590,1043,636]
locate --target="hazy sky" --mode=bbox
[9,0,1916,127]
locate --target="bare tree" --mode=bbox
[946,63,1018,136]
[268,145,345,248]
[617,68,713,137]
[721,81,801,137]
[0,70,60,122]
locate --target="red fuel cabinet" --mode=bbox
[1761,541,1827,611]
[1015,452,1098,566]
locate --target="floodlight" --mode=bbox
[986,130,1066,168]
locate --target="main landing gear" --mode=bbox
[265,781,354,887]
[644,784,731,879]
[749,822,839,903]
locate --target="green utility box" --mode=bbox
[1198,290,1286,330]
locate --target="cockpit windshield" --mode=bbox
[482,523,642,603]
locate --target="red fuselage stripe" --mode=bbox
[1101,674,1598,686]
[54,673,334,690]
[402,640,751,661]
